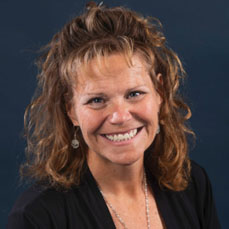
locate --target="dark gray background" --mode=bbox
[1,0,228,228]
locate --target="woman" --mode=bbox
[7,2,220,229]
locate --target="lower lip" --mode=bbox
[100,127,143,146]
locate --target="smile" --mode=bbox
[102,127,143,142]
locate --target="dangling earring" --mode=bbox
[156,125,160,134]
[71,126,79,149]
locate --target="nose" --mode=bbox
[108,102,132,125]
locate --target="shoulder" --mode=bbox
[11,184,73,213]
[190,160,208,180]
[188,160,214,200]
[186,160,212,203]
[186,160,221,228]
[7,185,75,229]
[190,160,209,189]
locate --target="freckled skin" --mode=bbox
[68,53,161,168]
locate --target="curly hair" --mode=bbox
[22,2,194,191]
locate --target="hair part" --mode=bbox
[22,2,194,191]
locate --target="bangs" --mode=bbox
[60,36,156,87]
[60,37,136,84]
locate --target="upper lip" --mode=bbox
[100,126,143,135]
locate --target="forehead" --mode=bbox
[75,53,152,88]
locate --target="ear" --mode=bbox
[156,73,163,105]
[156,73,163,85]
[66,104,79,126]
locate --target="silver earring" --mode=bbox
[71,126,79,149]
[156,125,160,134]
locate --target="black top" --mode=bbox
[7,161,221,229]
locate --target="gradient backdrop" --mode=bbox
[1,0,228,228]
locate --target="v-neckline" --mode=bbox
[147,171,177,229]
[83,164,183,229]
[83,165,116,229]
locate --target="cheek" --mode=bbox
[138,98,160,123]
[77,109,104,136]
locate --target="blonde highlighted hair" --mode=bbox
[22,2,194,191]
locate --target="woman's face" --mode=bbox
[68,53,161,167]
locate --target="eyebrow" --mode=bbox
[84,92,107,97]
[83,85,148,96]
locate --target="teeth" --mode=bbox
[105,128,138,142]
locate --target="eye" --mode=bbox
[127,91,145,99]
[88,97,104,104]
[86,97,106,109]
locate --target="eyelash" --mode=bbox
[127,91,145,99]
[86,91,145,106]
[87,97,105,104]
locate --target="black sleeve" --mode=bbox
[7,210,43,229]
[7,201,57,229]
[201,167,221,229]
[191,161,221,229]
[7,187,67,229]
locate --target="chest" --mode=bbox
[106,192,165,229]
[110,209,165,229]
[68,187,201,229]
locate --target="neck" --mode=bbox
[87,156,145,198]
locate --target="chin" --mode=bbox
[106,153,143,167]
